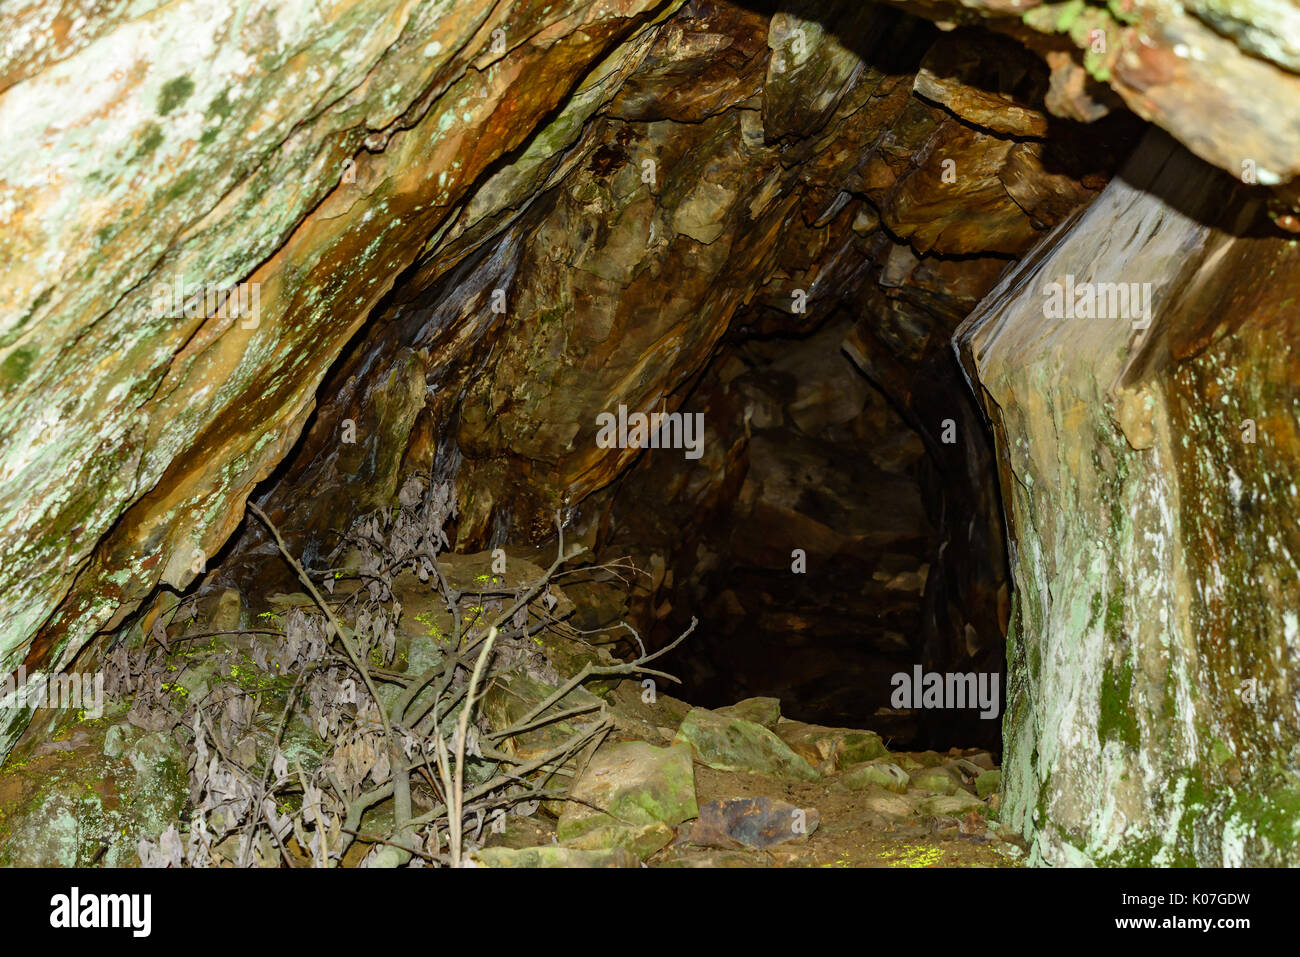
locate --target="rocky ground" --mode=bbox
[0,517,1020,868]
[474,681,1021,868]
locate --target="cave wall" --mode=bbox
[0,0,691,756]
[877,0,1300,205]
[957,128,1300,865]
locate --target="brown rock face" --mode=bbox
[1,0,681,749]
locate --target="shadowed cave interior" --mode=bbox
[205,3,1143,756]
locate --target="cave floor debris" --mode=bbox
[478,682,1024,869]
[485,760,1023,868]
[0,537,1023,869]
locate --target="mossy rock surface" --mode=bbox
[561,821,675,860]
[0,719,186,866]
[976,769,1002,799]
[558,740,699,841]
[677,708,820,782]
[841,760,910,793]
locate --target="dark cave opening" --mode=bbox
[588,307,1010,754]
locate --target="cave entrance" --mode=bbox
[211,0,1144,761]
[593,306,1009,754]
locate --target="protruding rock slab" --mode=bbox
[956,128,1300,865]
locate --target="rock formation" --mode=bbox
[1,0,1297,866]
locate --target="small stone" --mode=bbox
[206,587,245,634]
[948,758,986,781]
[965,750,997,771]
[840,760,910,793]
[908,750,946,768]
[859,786,921,822]
[909,765,963,794]
[102,724,131,758]
[836,731,889,768]
[921,791,986,817]
[894,755,924,772]
[470,846,639,868]
[688,797,820,849]
[661,849,758,868]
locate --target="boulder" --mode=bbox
[956,129,1300,865]
[773,720,886,771]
